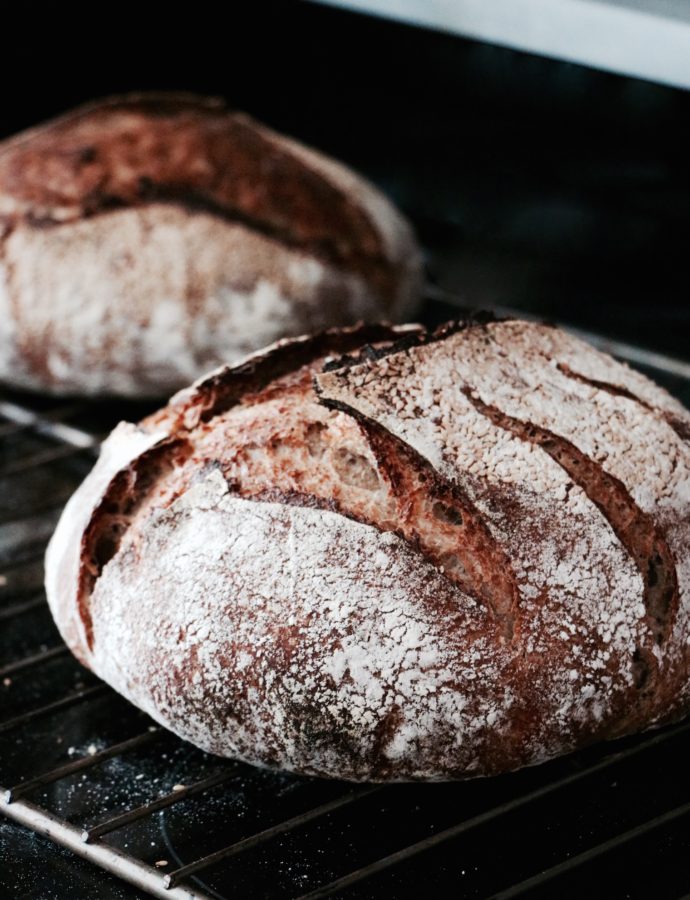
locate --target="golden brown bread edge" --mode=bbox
[0,93,422,397]
[45,318,690,781]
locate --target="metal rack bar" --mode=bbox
[492,801,690,899]
[0,645,69,678]
[0,401,98,450]
[296,720,690,899]
[0,402,89,440]
[0,684,108,734]
[0,547,50,573]
[84,767,240,842]
[0,443,91,477]
[4,728,162,802]
[0,595,46,621]
[0,793,214,900]
[0,499,77,528]
[0,537,56,570]
[164,788,380,888]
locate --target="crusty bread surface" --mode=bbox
[0,94,421,396]
[45,319,690,780]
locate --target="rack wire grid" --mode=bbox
[1,290,690,900]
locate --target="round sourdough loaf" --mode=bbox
[45,319,690,781]
[0,94,421,397]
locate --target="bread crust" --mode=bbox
[45,319,690,780]
[0,94,422,396]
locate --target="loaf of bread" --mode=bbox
[45,318,690,780]
[0,94,421,397]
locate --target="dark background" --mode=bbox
[1,0,688,357]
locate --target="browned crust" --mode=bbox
[314,321,689,741]
[79,319,523,642]
[146,322,420,431]
[49,317,690,779]
[318,319,682,650]
[321,312,503,376]
[0,93,403,303]
[463,389,679,659]
[669,418,690,441]
[359,419,520,634]
[78,437,191,650]
[81,318,685,648]
[558,363,690,444]
[312,396,521,637]
[80,324,417,624]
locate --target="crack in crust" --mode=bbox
[85,318,682,658]
[77,319,520,636]
[314,400,521,637]
[557,362,655,408]
[230,414,518,626]
[463,388,679,649]
[321,312,502,376]
[77,325,416,617]
[147,322,418,431]
[81,315,685,657]
[78,437,192,650]
[359,420,519,636]
[558,362,690,444]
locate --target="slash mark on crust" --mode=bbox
[77,325,410,648]
[317,394,520,639]
[558,362,690,443]
[463,387,678,648]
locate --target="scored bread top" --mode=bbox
[45,318,690,779]
[0,93,418,307]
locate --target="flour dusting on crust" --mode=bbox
[0,94,422,397]
[45,319,690,780]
